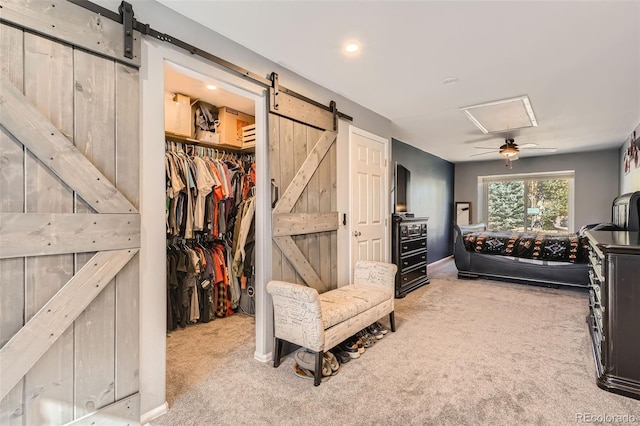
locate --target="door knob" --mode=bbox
[354,230,361,237]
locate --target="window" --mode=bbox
[479,171,574,233]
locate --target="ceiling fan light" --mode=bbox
[500,146,519,157]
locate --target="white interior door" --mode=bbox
[350,127,389,268]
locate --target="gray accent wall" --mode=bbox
[454,149,619,231]
[392,139,455,262]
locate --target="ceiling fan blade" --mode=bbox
[470,151,497,157]
[518,143,538,149]
[474,147,498,150]
[521,147,558,152]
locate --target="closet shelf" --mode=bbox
[165,132,255,153]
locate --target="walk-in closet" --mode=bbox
[163,62,258,404]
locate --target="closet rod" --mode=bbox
[166,140,254,161]
[165,133,252,155]
[67,0,354,122]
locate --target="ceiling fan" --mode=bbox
[471,138,557,168]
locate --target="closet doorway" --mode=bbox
[162,59,267,407]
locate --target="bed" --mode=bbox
[453,191,640,288]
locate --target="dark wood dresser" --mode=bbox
[585,230,640,400]
[391,215,429,298]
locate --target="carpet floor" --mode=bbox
[152,259,639,425]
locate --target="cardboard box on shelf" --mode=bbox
[164,93,192,137]
[218,107,255,148]
[195,129,220,147]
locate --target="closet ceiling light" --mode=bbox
[206,84,217,90]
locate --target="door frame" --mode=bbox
[346,125,391,277]
[140,38,269,421]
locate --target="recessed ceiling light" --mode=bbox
[344,42,360,54]
[206,84,217,90]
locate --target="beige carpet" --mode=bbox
[153,259,640,425]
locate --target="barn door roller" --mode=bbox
[330,100,338,133]
[271,72,280,111]
[119,1,134,59]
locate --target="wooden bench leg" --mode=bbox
[314,351,323,386]
[273,337,283,368]
[389,311,396,332]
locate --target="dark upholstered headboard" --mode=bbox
[612,191,640,231]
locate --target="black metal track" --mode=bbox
[66,0,353,121]
[66,0,122,21]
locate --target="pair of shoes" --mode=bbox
[293,363,330,382]
[329,347,350,364]
[353,337,365,354]
[294,349,332,377]
[356,330,375,348]
[366,325,384,340]
[374,321,389,335]
[346,336,365,354]
[339,340,361,359]
[324,351,340,375]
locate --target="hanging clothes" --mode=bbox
[165,140,257,332]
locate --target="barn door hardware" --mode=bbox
[330,100,338,131]
[119,1,135,59]
[271,72,280,110]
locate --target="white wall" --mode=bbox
[454,149,620,231]
[619,121,640,194]
[93,0,393,420]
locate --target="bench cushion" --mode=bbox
[318,284,391,330]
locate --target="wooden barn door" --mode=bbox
[0,2,141,425]
[269,81,338,292]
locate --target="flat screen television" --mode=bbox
[394,162,411,213]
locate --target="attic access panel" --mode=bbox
[461,95,538,134]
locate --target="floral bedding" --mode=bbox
[462,231,589,263]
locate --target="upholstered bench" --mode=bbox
[266,260,397,386]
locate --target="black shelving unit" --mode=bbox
[391,215,429,298]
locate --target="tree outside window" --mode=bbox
[484,174,572,233]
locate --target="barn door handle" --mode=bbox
[271,179,279,208]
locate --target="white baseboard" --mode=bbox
[140,401,168,425]
[428,255,453,267]
[254,350,272,363]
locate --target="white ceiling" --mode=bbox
[158,1,639,163]
[164,62,256,116]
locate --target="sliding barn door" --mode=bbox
[0,2,141,424]
[269,87,338,292]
